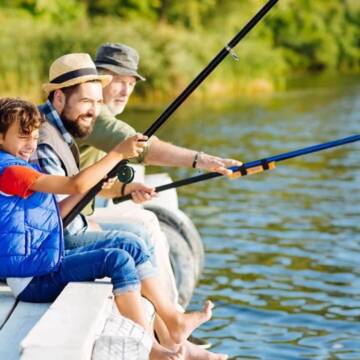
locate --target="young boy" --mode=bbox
[0,98,215,360]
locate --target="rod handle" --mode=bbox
[228,161,276,179]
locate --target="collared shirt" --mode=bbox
[34,100,88,236]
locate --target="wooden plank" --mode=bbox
[20,282,113,360]
[0,284,16,327]
[0,301,49,360]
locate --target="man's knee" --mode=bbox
[129,222,152,245]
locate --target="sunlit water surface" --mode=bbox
[127,74,360,359]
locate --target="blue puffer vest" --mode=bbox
[0,151,64,277]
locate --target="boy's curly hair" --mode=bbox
[0,98,43,135]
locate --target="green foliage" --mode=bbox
[0,0,85,22]
[0,0,359,101]
[86,0,216,29]
[87,0,159,20]
[264,0,360,71]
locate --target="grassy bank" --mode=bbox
[0,0,359,103]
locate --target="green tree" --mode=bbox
[0,0,85,22]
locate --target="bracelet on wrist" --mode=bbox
[112,184,127,204]
[192,151,203,169]
[120,183,127,196]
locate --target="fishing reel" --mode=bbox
[116,161,135,184]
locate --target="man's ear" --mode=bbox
[53,89,66,112]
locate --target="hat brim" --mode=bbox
[42,74,112,95]
[96,63,146,81]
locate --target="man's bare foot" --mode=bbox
[150,342,185,360]
[184,340,228,360]
[168,301,214,345]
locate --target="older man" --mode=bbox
[78,44,240,181]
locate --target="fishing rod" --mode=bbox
[63,0,279,228]
[113,134,360,204]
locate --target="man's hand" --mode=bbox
[196,153,242,176]
[125,182,157,204]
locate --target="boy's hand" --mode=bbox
[101,176,117,189]
[113,133,148,159]
[125,182,157,204]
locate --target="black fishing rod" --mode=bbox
[113,135,360,204]
[63,0,279,228]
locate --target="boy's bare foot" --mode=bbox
[169,301,214,344]
[150,342,185,360]
[184,340,228,360]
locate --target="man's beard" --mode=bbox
[61,113,95,138]
[107,101,125,116]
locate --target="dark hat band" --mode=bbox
[95,58,137,72]
[50,68,98,84]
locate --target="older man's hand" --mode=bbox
[196,153,242,176]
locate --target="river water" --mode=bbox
[129,74,360,359]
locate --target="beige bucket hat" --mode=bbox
[42,53,112,95]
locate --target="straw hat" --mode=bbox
[42,53,112,95]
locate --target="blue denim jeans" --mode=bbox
[65,222,156,267]
[17,235,156,303]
